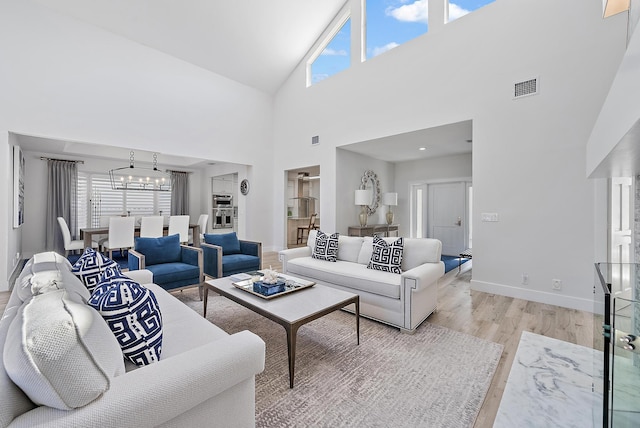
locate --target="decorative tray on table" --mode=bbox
[232,273,315,300]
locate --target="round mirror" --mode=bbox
[360,170,380,216]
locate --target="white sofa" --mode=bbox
[0,252,265,428]
[279,231,445,333]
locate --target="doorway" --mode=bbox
[412,180,470,256]
[609,177,633,299]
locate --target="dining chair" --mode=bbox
[169,215,190,244]
[189,214,209,245]
[297,213,318,244]
[102,216,136,259]
[140,216,164,238]
[57,217,92,256]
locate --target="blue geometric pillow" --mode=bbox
[367,236,403,274]
[88,273,163,366]
[312,231,340,262]
[71,247,118,293]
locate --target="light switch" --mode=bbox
[481,213,499,222]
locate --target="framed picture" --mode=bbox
[13,146,24,228]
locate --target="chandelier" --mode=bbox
[109,151,171,192]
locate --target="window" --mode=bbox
[309,16,351,85]
[366,0,427,60]
[448,0,495,23]
[77,172,171,234]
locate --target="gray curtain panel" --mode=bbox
[46,160,78,253]
[170,171,189,215]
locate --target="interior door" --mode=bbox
[610,177,633,298]
[428,182,466,256]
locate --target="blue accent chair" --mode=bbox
[201,232,262,278]
[128,234,204,298]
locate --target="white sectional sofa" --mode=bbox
[279,231,445,333]
[0,252,265,428]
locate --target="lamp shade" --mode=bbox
[355,189,372,205]
[382,192,398,206]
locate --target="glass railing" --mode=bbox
[595,263,640,427]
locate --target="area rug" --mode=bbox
[175,290,503,428]
[494,331,603,428]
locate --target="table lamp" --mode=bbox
[382,192,398,225]
[355,189,372,227]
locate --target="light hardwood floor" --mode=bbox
[1,253,596,427]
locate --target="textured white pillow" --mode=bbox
[337,236,364,263]
[357,237,374,265]
[4,289,125,410]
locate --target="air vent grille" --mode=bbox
[514,78,538,98]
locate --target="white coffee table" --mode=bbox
[203,276,360,388]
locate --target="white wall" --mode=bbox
[273,0,628,311]
[335,149,395,233]
[0,0,275,289]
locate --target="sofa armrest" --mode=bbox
[10,331,266,428]
[123,269,153,285]
[401,261,445,292]
[201,243,223,278]
[180,245,204,282]
[127,249,145,271]
[278,247,312,273]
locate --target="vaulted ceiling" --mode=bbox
[34,0,349,94]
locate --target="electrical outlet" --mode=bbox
[522,273,529,285]
[552,279,562,291]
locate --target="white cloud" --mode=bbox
[321,48,347,56]
[448,3,470,21]
[386,0,428,24]
[371,42,400,57]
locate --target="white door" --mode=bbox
[610,177,633,298]
[428,182,466,256]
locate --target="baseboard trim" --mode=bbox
[470,280,594,313]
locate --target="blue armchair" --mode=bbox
[201,232,262,278]
[128,234,204,298]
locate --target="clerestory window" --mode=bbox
[308,16,351,86]
[448,0,495,23]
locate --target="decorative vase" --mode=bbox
[386,211,394,225]
[359,207,368,227]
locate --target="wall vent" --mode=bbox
[514,78,538,99]
[311,135,320,145]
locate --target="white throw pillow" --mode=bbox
[4,289,125,410]
[357,237,374,265]
[337,236,364,263]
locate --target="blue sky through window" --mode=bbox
[311,18,351,85]
[310,1,494,83]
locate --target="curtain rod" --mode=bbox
[40,157,84,164]
[165,169,192,174]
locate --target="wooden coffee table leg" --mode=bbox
[285,323,300,389]
[203,286,209,318]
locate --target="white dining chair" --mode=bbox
[102,216,136,259]
[57,217,93,256]
[140,216,164,238]
[189,214,209,245]
[168,215,190,244]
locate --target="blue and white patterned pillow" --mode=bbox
[88,272,163,366]
[312,231,340,262]
[71,248,118,293]
[367,236,403,274]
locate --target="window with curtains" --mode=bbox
[77,172,171,234]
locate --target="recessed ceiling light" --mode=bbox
[466,139,472,143]
[419,147,426,151]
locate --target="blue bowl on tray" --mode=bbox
[253,280,286,296]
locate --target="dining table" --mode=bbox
[80,224,201,249]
